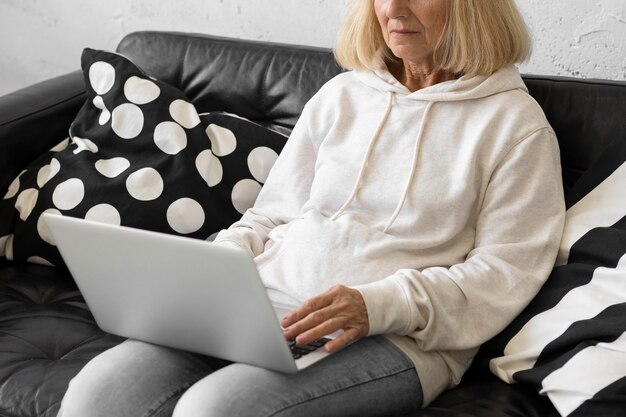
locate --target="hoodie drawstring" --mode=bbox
[330,93,434,234]
[331,92,395,221]
[383,101,434,233]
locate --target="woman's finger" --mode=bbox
[280,292,332,328]
[325,328,363,353]
[283,305,341,341]
[293,315,346,346]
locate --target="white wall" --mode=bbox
[0,0,624,96]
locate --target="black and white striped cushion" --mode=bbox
[486,137,626,416]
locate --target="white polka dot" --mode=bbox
[37,209,62,245]
[52,178,85,210]
[5,234,14,260]
[27,256,55,266]
[15,188,39,220]
[167,198,205,234]
[36,166,50,188]
[126,168,163,201]
[154,121,187,155]
[37,158,61,188]
[231,179,262,215]
[112,103,144,139]
[95,157,131,178]
[50,138,70,152]
[169,100,200,129]
[196,150,223,187]
[85,204,121,225]
[93,96,111,125]
[50,158,61,173]
[72,137,99,154]
[248,147,279,183]
[124,76,160,104]
[4,171,24,199]
[205,124,237,156]
[0,235,9,257]
[89,61,116,95]
[89,61,115,95]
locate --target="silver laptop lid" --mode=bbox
[43,213,298,373]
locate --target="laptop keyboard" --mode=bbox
[288,338,330,359]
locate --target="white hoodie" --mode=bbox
[214,65,565,405]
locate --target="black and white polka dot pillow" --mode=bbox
[0,48,287,267]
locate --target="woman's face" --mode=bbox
[374,0,448,66]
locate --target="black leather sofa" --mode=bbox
[1,31,625,417]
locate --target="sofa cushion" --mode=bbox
[0,49,285,267]
[115,31,343,134]
[484,136,626,416]
[521,76,626,193]
[0,263,125,417]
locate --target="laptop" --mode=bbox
[43,213,335,373]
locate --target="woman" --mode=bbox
[58,0,565,416]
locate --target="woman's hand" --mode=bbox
[281,285,369,353]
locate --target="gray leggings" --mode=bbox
[57,335,422,417]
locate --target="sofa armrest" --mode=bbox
[0,71,86,193]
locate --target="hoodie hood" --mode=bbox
[354,64,527,102]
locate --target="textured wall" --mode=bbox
[517,0,625,79]
[0,0,624,96]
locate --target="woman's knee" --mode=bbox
[173,363,285,417]
[58,339,213,417]
[57,340,138,417]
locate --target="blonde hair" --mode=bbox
[334,0,531,76]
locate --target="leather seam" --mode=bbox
[0,90,85,128]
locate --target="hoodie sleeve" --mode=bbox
[212,105,317,256]
[354,128,566,351]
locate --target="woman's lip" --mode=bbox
[390,30,419,35]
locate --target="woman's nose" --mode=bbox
[385,0,410,19]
